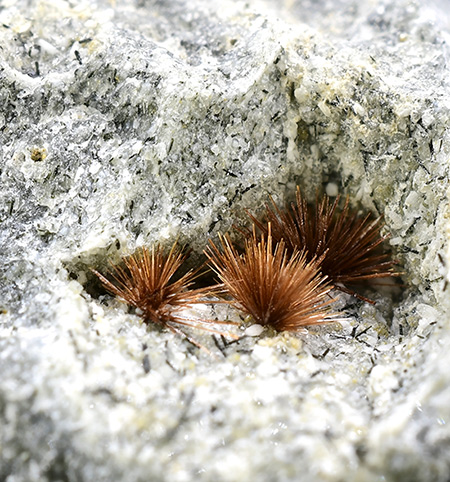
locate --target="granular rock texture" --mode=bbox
[1,0,450,481]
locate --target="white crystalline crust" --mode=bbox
[0,0,450,481]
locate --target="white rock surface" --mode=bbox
[1,0,450,480]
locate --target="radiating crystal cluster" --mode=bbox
[1,0,450,480]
